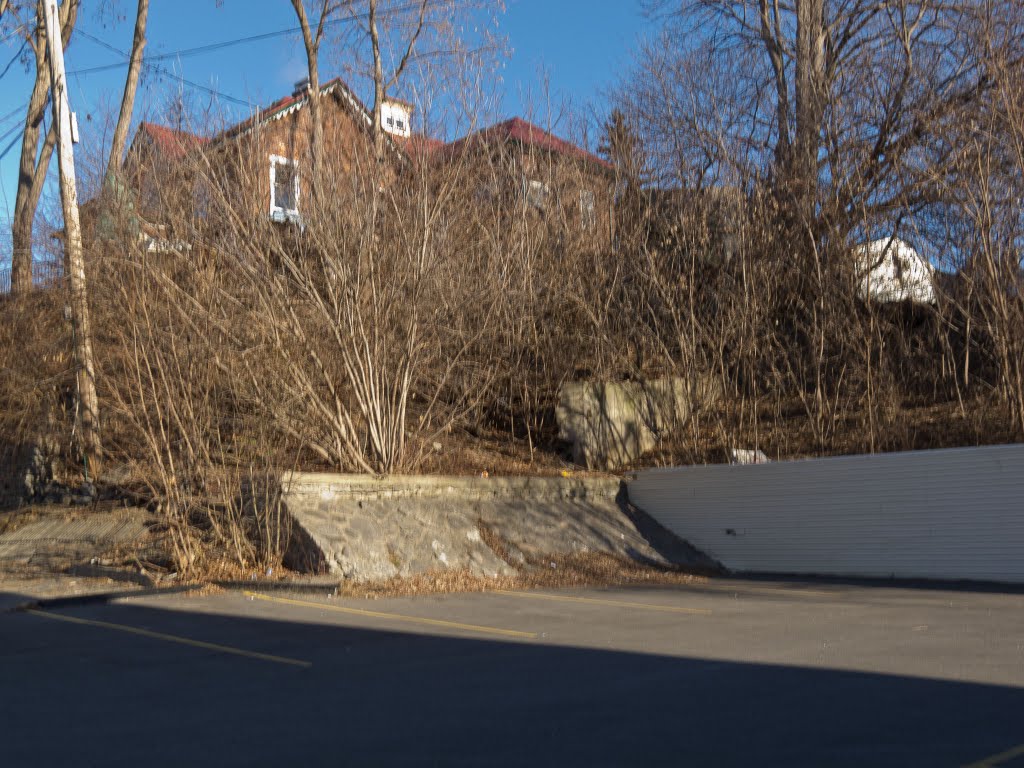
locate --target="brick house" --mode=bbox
[436,117,614,244]
[123,77,612,245]
[123,77,404,237]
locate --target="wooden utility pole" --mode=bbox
[43,0,102,477]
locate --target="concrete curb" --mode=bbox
[211,579,341,595]
[4,579,344,614]
[9,583,200,612]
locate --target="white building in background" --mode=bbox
[854,237,936,305]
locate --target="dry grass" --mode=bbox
[645,395,1021,468]
[4,13,1021,584]
[0,508,45,536]
[336,552,708,599]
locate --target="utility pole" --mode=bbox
[43,0,102,477]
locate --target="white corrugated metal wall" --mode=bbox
[627,444,1024,583]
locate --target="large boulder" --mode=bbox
[556,376,719,470]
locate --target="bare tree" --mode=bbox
[104,0,148,184]
[367,0,428,161]
[636,0,1021,252]
[6,0,78,295]
[595,0,1024,460]
[289,0,340,183]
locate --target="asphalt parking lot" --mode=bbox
[2,578,1022,767]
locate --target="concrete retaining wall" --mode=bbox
[627,444,1024,583]
[280,473,712,580]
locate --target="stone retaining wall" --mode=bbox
[280,473,711,580]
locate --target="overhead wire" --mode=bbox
[1,2,436,172]
[68,1,434,76]
[0,102,27,126]
[0,119,26,161]
[0,37,27,79]
[0,96,45,162]
[76,30,253,108]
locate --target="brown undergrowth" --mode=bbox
[335,553,709,599]
[644,395,1022,468]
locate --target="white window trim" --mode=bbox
[269,154,300,222]
[381,101,412,138]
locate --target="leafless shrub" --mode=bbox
[3,1,1023,580]
[608,0,1024,460]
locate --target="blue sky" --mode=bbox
[0,0,652,234]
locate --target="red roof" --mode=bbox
[133,91,607,174]
[443,117,611,169]
[136,121,207,160]
[395,133,445,162]
[132,77,410,166]
[216,77,356,141]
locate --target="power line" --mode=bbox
[0,38,27,79]
[68,1,434,77]
[76,30,129,58]
[76,30,253,108]
[0,97,44,161]
[68,16,334,76]
[0,120,23,145]
[0,120,25,161]
[0,102,27,126]
[71,23,307,73]
[151,69,252,108]
[0,24,28,47]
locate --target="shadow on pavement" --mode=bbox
[1,591,1020,767]
[731,571,1024,596]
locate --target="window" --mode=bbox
[269,155,300,224]
[524,178,550,210]
[381,100,412,137]
[580,189,596,230]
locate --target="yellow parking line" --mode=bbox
[698,584,834,599]
[962,743,1024,768]
[244,591,538,640]
[492,589,712,615]
[26,608,311,668]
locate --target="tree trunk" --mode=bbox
[11,3,53,295]
[759,0,791,180]
[10,0,78,295]
[791,0,826,232]
[11,126,55,294]
[368,0,386,165]
[290,0,324,194]
[105,0,148,184]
